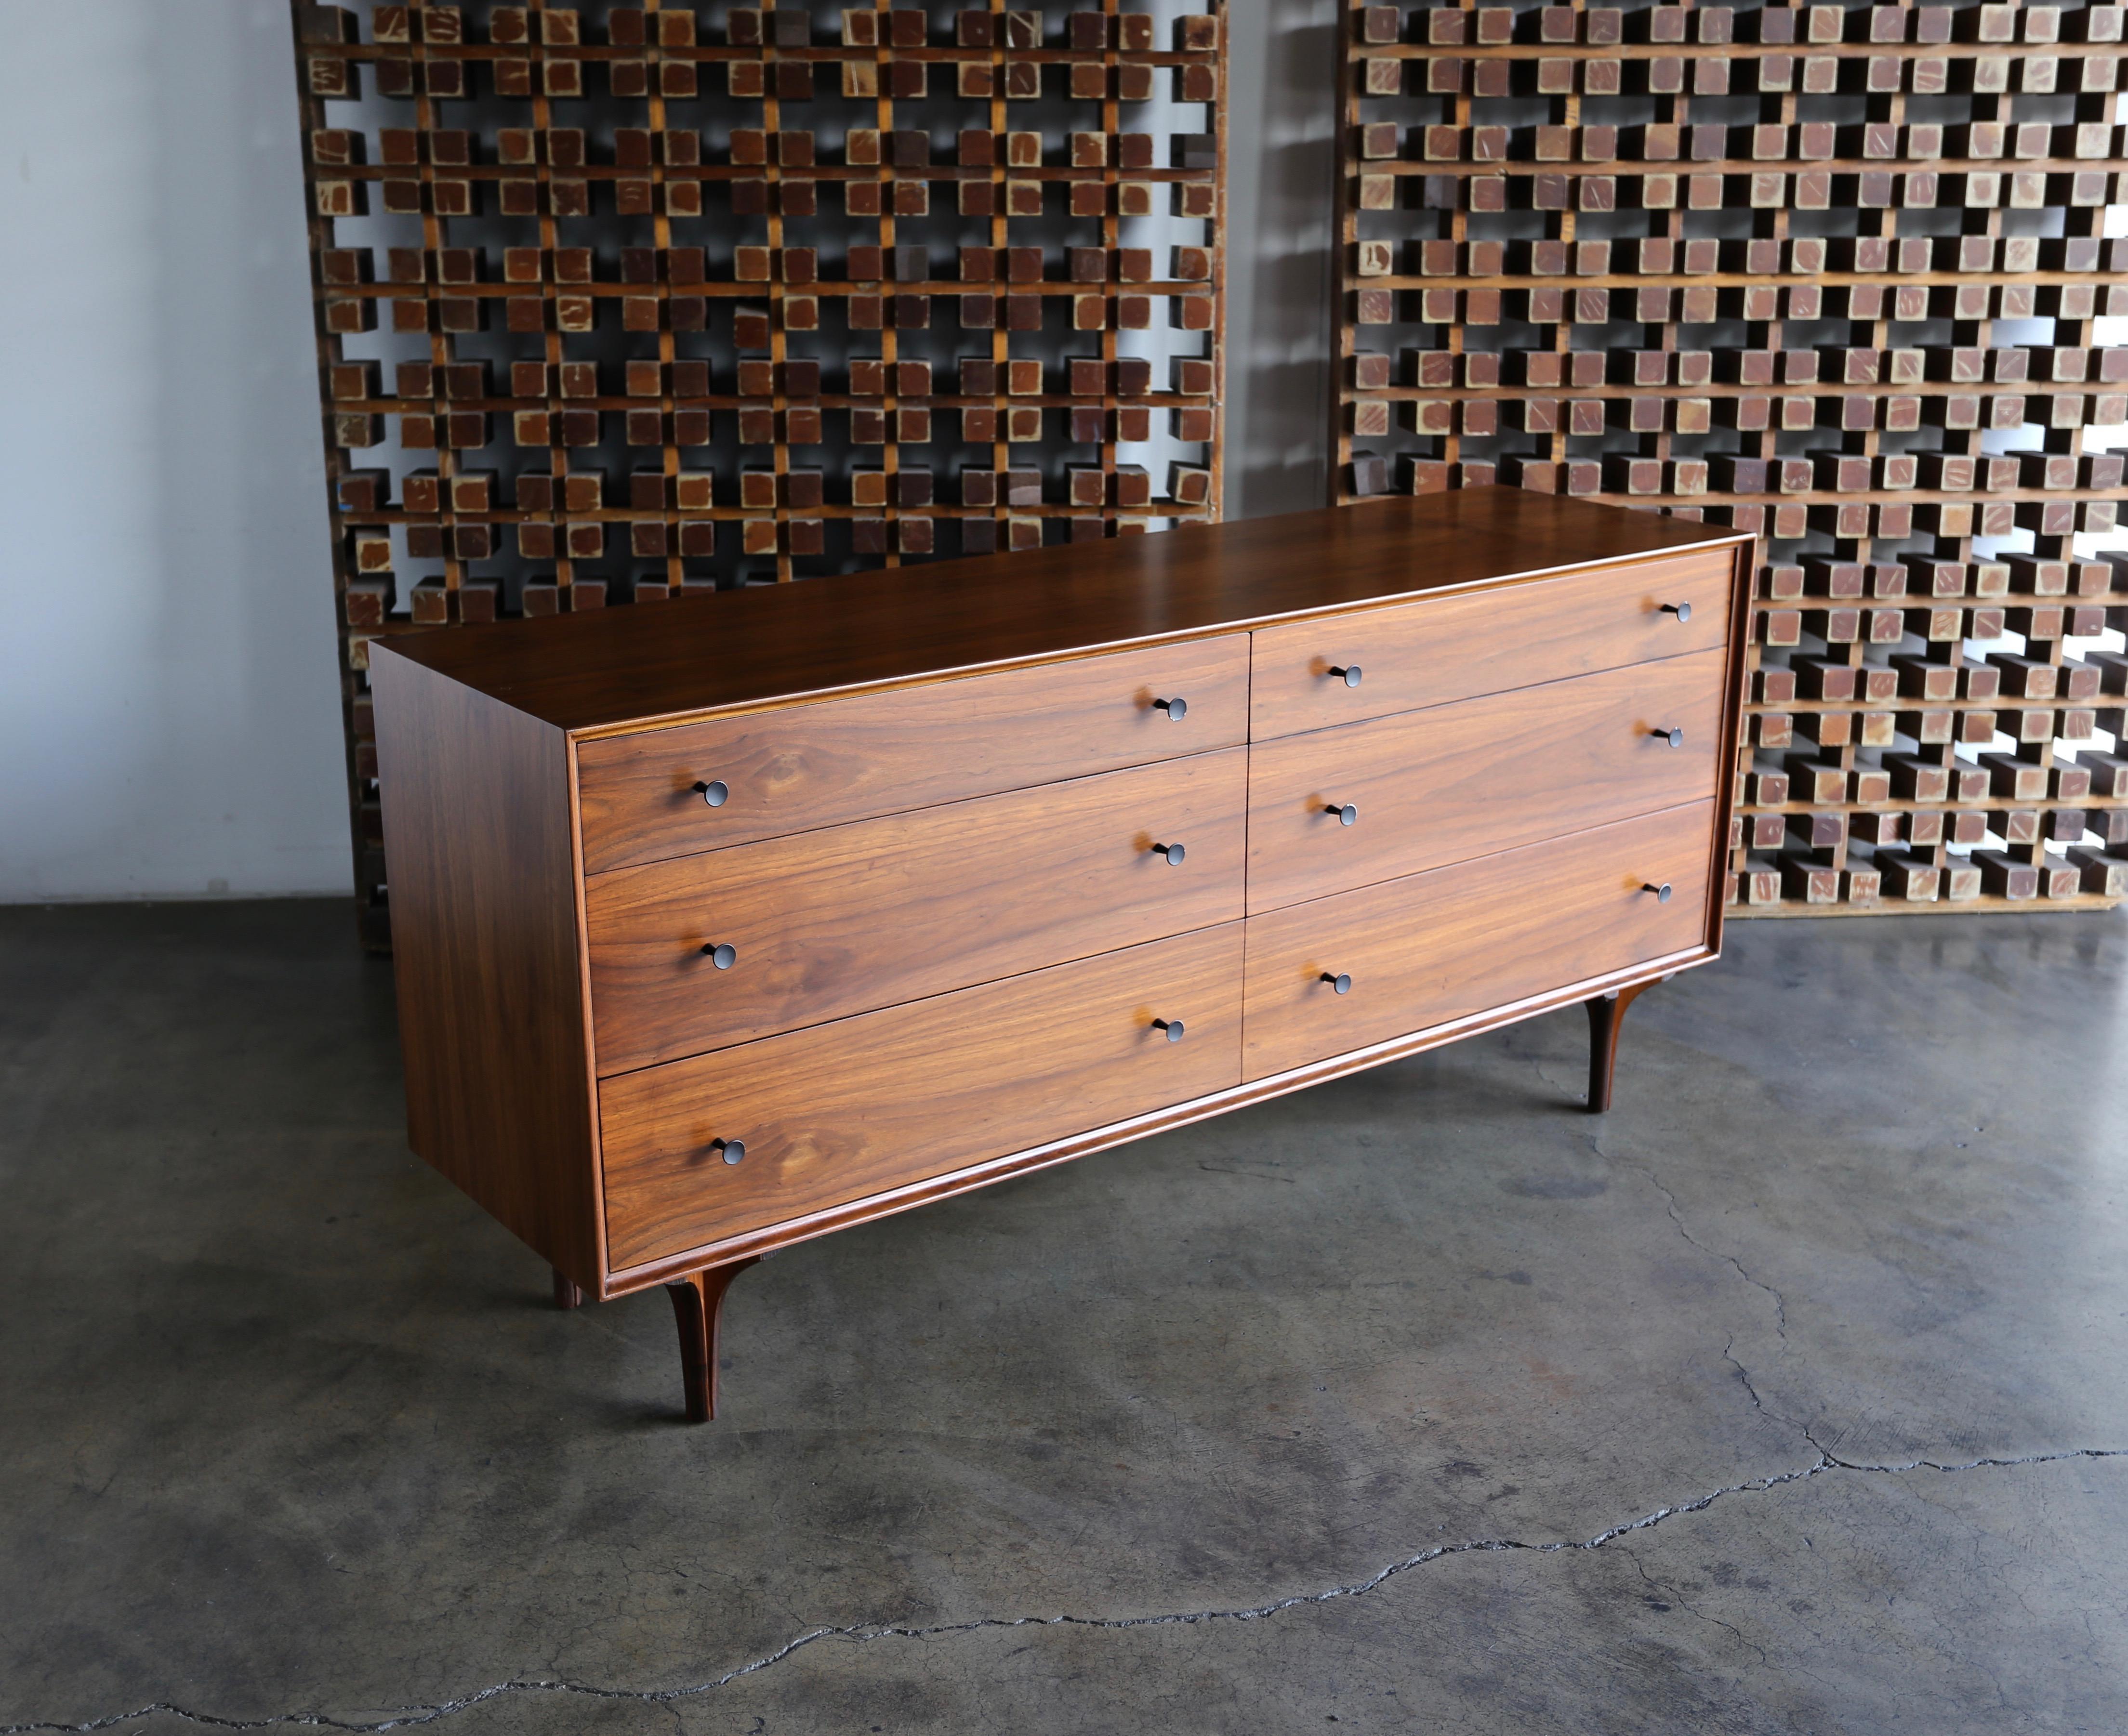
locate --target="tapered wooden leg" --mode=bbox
[553,1267,584,1310]
[1583,981,1652,1114]
[665,1258,761,1423]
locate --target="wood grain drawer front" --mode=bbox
[575,637,1250,875]
[600,924,1244,1271]
[585,750,1247,1075]
[1242,802,1713,1083]
[1246,647,1726,915]
[1248,550,1733,741]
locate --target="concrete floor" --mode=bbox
[3,901,2127,1735]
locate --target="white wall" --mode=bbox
[0,0,1335,902]
[0,0,352,899]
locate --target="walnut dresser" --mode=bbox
[370,490,1752,1421]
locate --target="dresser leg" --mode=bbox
[553,1267,584,1310]
[1583,982,1651,1114]
[665,1258,761,1423]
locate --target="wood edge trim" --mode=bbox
[596,940,1716,1297]
[1734,894,2124,918]
[1706,538,1758,956]
[565,733,612,1294]
[563,537,1754,745]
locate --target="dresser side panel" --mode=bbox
[371,647,602,1288]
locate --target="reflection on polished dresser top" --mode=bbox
[376,489,1745,732]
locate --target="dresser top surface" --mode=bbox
[372,489,1747,734]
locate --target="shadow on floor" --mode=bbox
[4,898,2127,1733]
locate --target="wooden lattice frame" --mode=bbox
[1331,0,2128,914]
[288,0,1227,944]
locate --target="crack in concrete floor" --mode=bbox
[1587,1109,1927,1475]
[9,1445,2123,1736]
[14,1041,2114,1736]
[1614,1149,1791,1339]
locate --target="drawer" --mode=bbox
[1246,647,1726,914]
[600,924,1244,1271]
[1249,548,1733,740]
[586,749,1247,1075]
[576,636,1250,875]
[1242,802,1714,1082]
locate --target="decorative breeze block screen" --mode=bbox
[289,0,1226,944]
[1331,0,2128,915]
